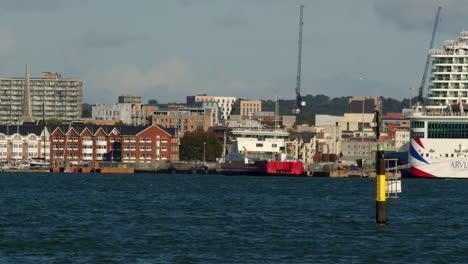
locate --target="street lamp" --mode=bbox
[203,142,206,164]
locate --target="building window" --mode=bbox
[256,143,263,147]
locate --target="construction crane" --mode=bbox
[417,6,442,104]
[294,4,306,124]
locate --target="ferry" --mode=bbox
[216,127,303,176]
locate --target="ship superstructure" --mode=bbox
[426,31,468,110]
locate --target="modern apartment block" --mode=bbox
[92,103,159,126]
[0,71,83,124]
[0,124,179,163]
[150,108,211,135]
[230,99,262,117]
[193,101,220,125]
[186,94,236,121]
[426,31,468,109]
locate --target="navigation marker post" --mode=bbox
[374,110,386,225]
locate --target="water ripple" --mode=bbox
[0,173,467,263]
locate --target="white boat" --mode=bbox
[217,127,303,176]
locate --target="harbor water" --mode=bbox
[1,173,467,263]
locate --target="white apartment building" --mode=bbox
[315,115,344,126]
[0,72,83,124]
[92,104,135,124]
[395,127,410,149]
[0,127,50,162]
[315,125,341,155]
[186,94,236,121]
[427,31,468,109]
[92,103,158,126]
[339,113,375,132]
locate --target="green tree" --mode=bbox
[114,120,127,126]
[301,113,315,126]
[46,118,64,125]
[180,129,223,162]
[82,103,93,118]
[148,99,159,105]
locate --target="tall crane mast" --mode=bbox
[295,4,306,123]
[417,6,442,104]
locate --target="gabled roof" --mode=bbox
[0,124,177,137]
[0,125,44,136]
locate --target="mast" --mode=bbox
[294,5,306,124]
[417,6,442,104]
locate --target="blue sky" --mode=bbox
[1,0,468,104]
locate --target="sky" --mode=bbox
[1,0,468,104]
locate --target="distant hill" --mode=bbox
[262,94,415,116]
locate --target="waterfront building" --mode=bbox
[314,125,341,156]
[340,138,378,166]
[0,71,83,124]
[150,108,211,135]
[426,31,468,109]
[0,125,50,163]
[286,132,316,163]
[0,124,179,164]
[186,94,236,121]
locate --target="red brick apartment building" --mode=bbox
[0,124,179,164]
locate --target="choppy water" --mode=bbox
[0,173,467,264]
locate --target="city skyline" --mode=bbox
[1,0,468,104]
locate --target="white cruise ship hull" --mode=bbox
[409,136,468,179]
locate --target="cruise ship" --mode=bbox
[409,31,468,178]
